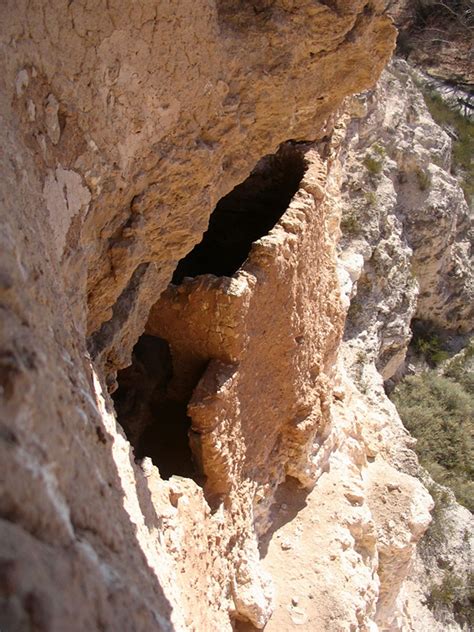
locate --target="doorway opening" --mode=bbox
[113,334,201,481]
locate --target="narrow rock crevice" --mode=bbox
[87,262,150,360]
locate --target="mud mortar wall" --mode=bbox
[0,2,396,630]
[146,149,344,526]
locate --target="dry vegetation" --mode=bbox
[422,89,474,201]
[391,341,474,512]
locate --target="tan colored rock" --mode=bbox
[2,3,436,632]
[3,0,395,378]
[366,458,433,629]
[146,148,343,510]
[142,146,344,625]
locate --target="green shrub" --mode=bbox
[444,340,474,391]
[428,572,464,609]
[426,567,473,628]
[391,371,474,511]
[431,350,450,365]
[363,154,383,176]
[372,143,386,158]
[413,333,449,366]
[347,299,362,320]
[364,191,377,206]
[341,213,360,235]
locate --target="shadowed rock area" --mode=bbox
[113,334,201,481]
[173,143,307,281]
[115,143,308,483]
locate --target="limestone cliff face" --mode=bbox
[0,3,401,631]
[337,59,473,631]
[339,59,473,378]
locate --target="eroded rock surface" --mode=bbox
[0,2,401,631]
[339,58,473,382]
[3,3,470,631]
[3,0,394,381]
[337,59,473,631]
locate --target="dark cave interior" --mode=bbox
[113,334,200,481]
[173,142,307,282]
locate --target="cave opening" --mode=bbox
[113,334,202,482]
[172,142,307,282]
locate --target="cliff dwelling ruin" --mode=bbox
[114,142,307,486]
[1,2,472,631]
